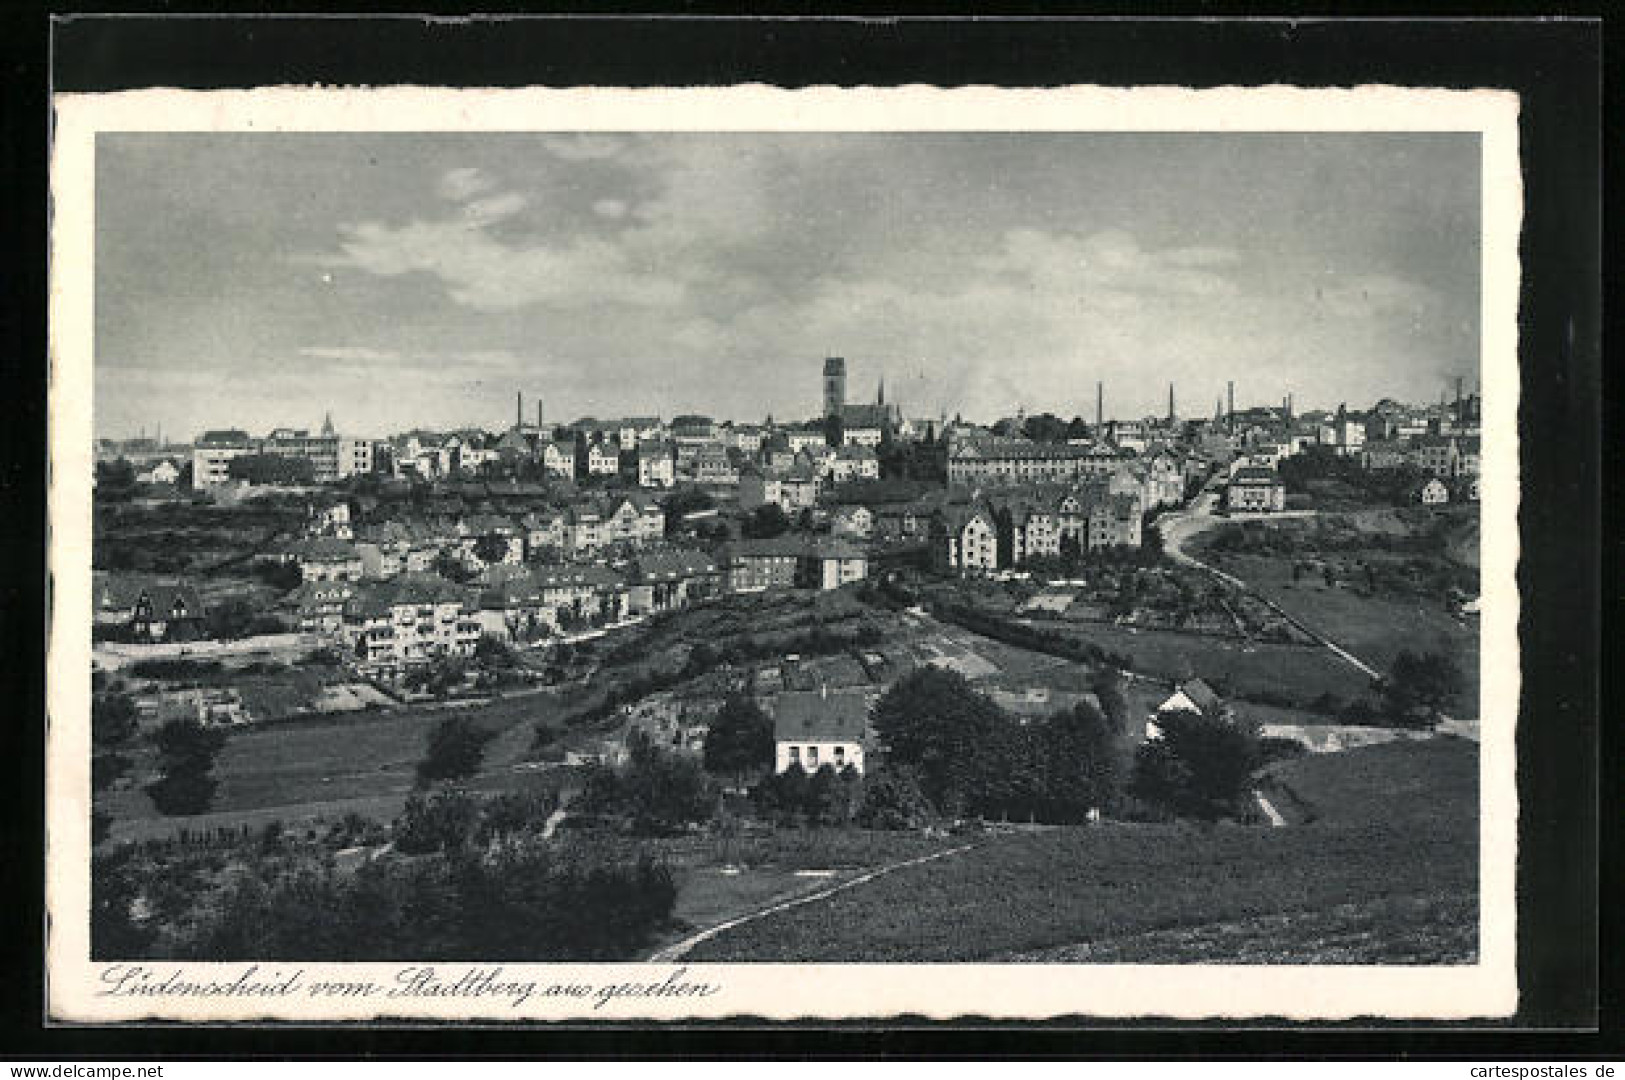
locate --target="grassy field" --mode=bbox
[1052,620,1373,704]
[686,739,1478,963]
[1000,892,1478,964]
[1213,554,1479,717]
[103,691,565,836]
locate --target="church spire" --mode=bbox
[321,411,335,437]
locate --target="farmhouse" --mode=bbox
[1145,678,1230,740]
[773,687,869,774]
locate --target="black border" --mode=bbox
[3,9,1607,1059]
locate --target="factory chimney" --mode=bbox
[1168,383,1176,423]
[537,399,544,431]
[516,390,523,429]
[1096,381,1104,429]
[1227,381,1235,429]
[1455,376,1465,421]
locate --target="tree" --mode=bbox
[146,719,227,816]
[433,548,477,584]
[472,533,511,566]
[1091,668,1129,736]
[1380,650,1465,727]
[93,691,138,747]
[1034,700,1121,821]
[871,666,1016,818]
[417,716,495,784]
[855,766,932,830]
[702,694,775,778]
[741,503,791,540]
[1131,709,1260,821]
[473,634,517,669]
[394,789,483,854]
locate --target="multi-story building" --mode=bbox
[722,537,869,593]
[191,429,254,489]
[636,442,676,488]
[829,444,881,483]
[1224,467,1287,513]
[347,574,482,670]
[932,506,1001,574]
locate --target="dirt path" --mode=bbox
[645,842,978,963]
[1252,789,1287,828]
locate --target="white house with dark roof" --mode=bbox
[773,687,869,774]
[1146,678,1231,740]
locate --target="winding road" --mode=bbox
[1157,492,1383,681]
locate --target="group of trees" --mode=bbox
[872,667,1122,823]
[1379,650,1466,727]
[145,718,227,816]
[740,503,792,539]
[94,817,677,962]
[573,732,718,836]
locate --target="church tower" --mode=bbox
[823,357,847,420]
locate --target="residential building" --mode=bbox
[130,583,208,642]
[191,429,254,489]
[829,444,881,483]
[627,550,722,614]
[293,537,365,583]
[830,505,874,539]
[637,442,677,488]
[773,688,869,774]
[1224,467,1287,513]
[1414,477,1451,505]
[932,506,1001,573]
[347,574,481,669]
[280,580,356,634]
[1145,678,1230,740]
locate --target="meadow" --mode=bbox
[686,738,1478,963]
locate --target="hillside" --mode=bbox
[685,738,1478,963]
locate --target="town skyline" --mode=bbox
[96,132,1480,440]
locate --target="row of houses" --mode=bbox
[279,495,668,583]
[1362,433,1483,481]
[930,485,1146,574]
[392,413,893,490]
[289,537,869,668]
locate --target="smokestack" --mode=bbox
[1455,376,1464,420]
[1227,381,1235,428]
[517,390,523,428]
[1168,383,1176,423]
[1096,381,1104,429]
[537,399,544,430]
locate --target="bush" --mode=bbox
[417,716,495,785]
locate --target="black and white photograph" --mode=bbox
[46,84,1523,1022]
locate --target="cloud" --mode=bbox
[336,217,686,312]
[541,135,626,162]
[459,192,528,225]
[592,198,628,219]
[297,346,400,362]
[437,167,495,202]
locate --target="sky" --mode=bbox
[94,132,1481,441]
